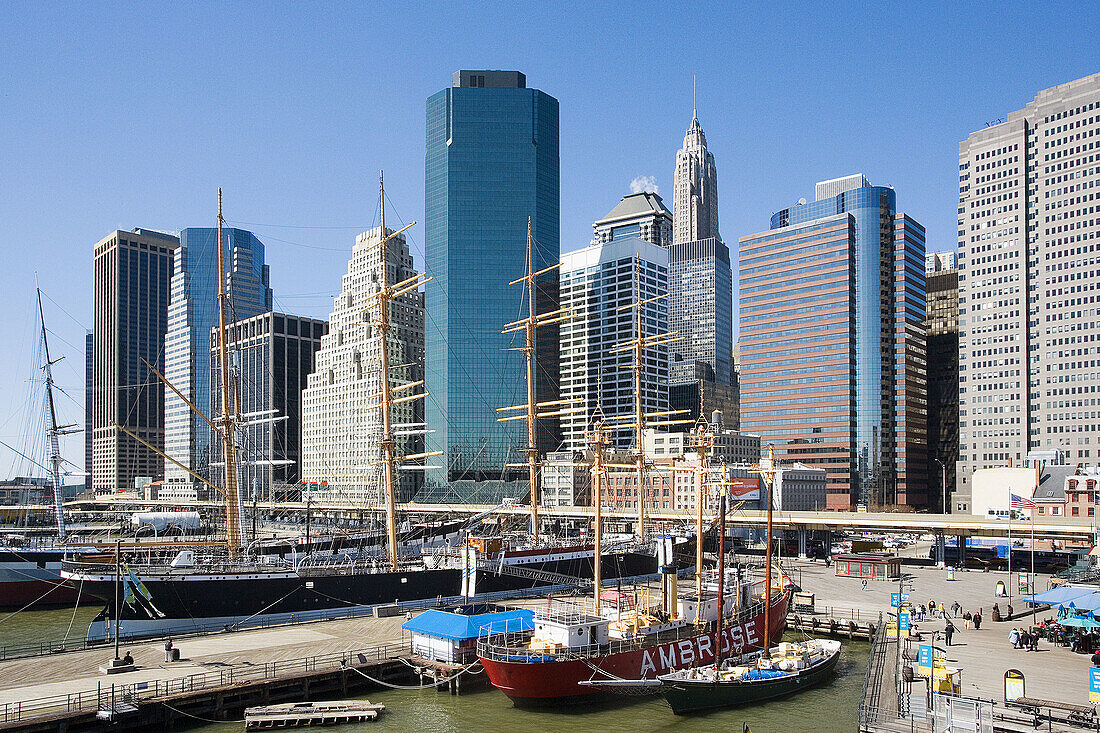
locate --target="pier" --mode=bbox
[787,558,1100,732]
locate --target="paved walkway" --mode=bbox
[792,558,1093,705]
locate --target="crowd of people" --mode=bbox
[913,597,984,645]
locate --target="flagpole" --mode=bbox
[1007,499,1012,602]
[1030,510,1036,626]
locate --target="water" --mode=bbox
[0,609,867,731]
[0,605,99,653]
[194,639,868,733]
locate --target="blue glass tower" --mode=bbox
[163,227,272,488]
[424,70,559,497]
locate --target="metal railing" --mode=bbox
[0,642,406,725]
[477,598,771,663]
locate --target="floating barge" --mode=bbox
[244,700,386,729]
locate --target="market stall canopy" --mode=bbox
[1022,586,1097,607]
[1057,615,1100,629]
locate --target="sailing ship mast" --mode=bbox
[586,421,611,611]
[214,190,245,558]
[762,443,777,651]
[498,218,574,541]
[36,287,75,539]
[688,423,715,626]
[365,173,433,571]
[714,479,727,666]
[606,264,686,541]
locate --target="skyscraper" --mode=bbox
[592,191,672,247]
[673,112,719,246]
[91,228,178,493]
[559,237,669,452]
[668,112,733,418]
[210,312,326,501]
[424,70,559,498]
[925,262,959,511]
[956,72,1100,506]
[739,175,928,510]
[301,227,424,504]
[163,227,271,490]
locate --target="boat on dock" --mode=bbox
[244,700,386,729]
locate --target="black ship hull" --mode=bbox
[659,644,841,714]
[66,549,658,641]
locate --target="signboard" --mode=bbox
[1004,669,1025,703]
[1018,576,1030,593]
[946,566,955,581]
[917,644,933,676]
[1090,667,1100,704]
[891,592,910,609]
[897,611,910,638]
[728,478,760,501]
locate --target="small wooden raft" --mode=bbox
[244,701,386,729]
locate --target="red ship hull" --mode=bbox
[0,579,81,608]
[480,594,789,706]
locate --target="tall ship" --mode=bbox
[62,183,660,641]
[0,289,89,609]
[478,436,791,706]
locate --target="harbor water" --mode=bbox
[0,608,866,731]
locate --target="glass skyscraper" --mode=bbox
[423,70,559,499]
[163,227,271,489]
[740,175,927,509]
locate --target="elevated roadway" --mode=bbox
[27,498,1098,542]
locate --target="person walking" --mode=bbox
[973,611,982,630]
[1009,627,1020,648]
[1029,630,1039,652]
[940,602,947,619]
[945,620,956,646]
[164,638,173,663]
[1020,630,1031,651]
[1091,649,1100,667]
[1007,603,1014,619]
[952,601,961,618]
[963,611,972,630]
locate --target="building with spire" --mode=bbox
[673,111,719,246]
[668,112,734,421]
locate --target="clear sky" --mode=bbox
[1,1,1096,474]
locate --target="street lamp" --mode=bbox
[933,459,947,515]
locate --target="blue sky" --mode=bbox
[0,1,1096,473]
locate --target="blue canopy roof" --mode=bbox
[402,608,535,641]
[1022,587,1097,607]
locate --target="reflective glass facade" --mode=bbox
[424,72,559,491]
[742,182,927,509]
[164,227,271,486]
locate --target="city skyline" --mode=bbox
[1,4,1097,477]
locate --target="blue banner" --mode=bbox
[917,644,932,675]
[1090,668,1100,704]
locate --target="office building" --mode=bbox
[739,175,928,510]
[668,111,734,423]
[592,191,672,247]
[926,251,957,273]
[209,312,326,501]
[925,265,959,511]
[163,227,271,490]
[643,426,760,465]
[424,70,559,501]
[559,237,669,452]
[673,112,719,246]
[539,450,590,507]
[301,227,424,504]
[85,331,93,492]
[956,73,1100,508]
[91,228,179,493]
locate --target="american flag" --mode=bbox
[1011,493,1037,509]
